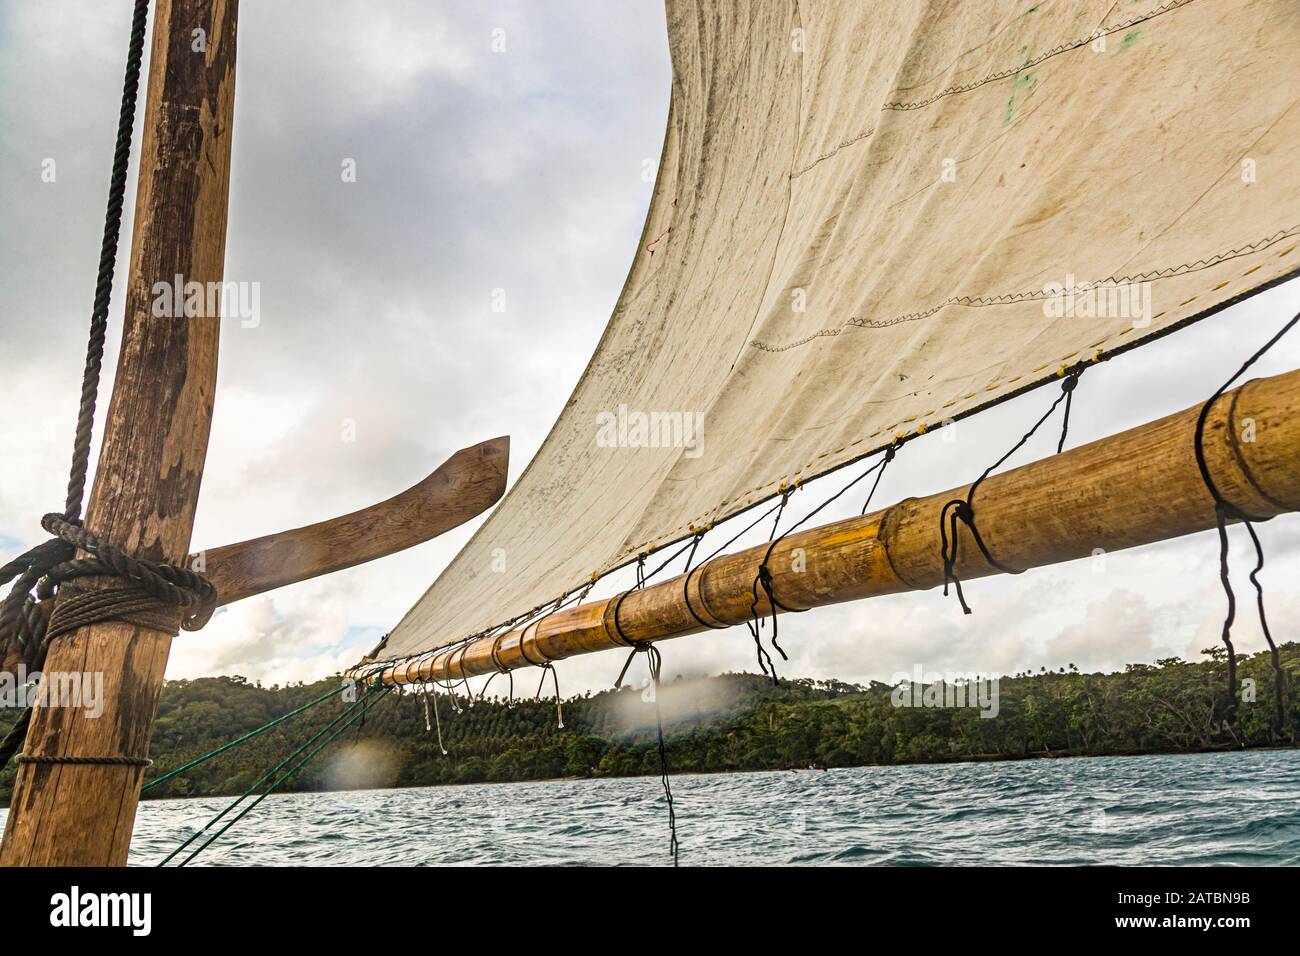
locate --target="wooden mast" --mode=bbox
[0,0,237,866]
[367,366,1300,687]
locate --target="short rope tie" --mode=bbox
[745,489,796,680]
[455,642,475,706]
[517,628,549,667]
[746,445,903,683]
[534,662,564,729]
[940,368,1081,614]
[609,554,648,648]
[434,654,465,715]
[477,633,515,706]
[682,532,727,631]
[422,682,448,755]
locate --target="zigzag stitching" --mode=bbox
[749,227,1299,353]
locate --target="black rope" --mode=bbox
[698,498,788,565]
[534,662,564,728]
[861,443,897,515]
[1192,308,1299,732]
[65,0,149,524]
[609,555,647,648]
[17,753,151,767]
[746,445,903,682]
[940,368,1082,614]
[682,532,728,631]
[477,633,516,706]
[741,489,797,679]
[613,643,678,866]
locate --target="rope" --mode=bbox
[940,367,1081,614]
[16,754,151,767]
[65,0,149,524]
[613,643,678,866]
[161,683,391,866]
[476,633,515,706]
[423,682,448,755]
[605,552,681,864]
[746,445,902,682]
[1192,308,1299,732]
[609,555,648,648]
[535,663,564,728]
[142,681,353,791]
[682,531,727,630]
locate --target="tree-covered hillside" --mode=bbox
[1,644,1295,805]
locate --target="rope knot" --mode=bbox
[0,511,217,711]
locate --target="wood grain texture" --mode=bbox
[0,0,237,867]
[194,437,508,606]
[367,367,1300,687]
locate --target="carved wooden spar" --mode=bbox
[196,437,508,607]
[363,366,1300,688]
[0,0,507,868]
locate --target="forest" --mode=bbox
[1,643,1296,804]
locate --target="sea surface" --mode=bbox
[8,749,1299,866]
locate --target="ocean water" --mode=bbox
[9,749,1300,866]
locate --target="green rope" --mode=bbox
[142,681,351,792]
[159,683,390,866]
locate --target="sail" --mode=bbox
[381,0,1300,662]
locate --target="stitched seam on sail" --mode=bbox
[749,227,1299,353]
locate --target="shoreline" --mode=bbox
[118,740,1300,806]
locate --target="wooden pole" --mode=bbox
[0,0,237,866]
[196,436,509,608]
[367,366,1300,687]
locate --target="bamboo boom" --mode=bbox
[367,366,1300,687]
[1,0,236,866]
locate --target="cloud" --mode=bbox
[1045,589,1161,673]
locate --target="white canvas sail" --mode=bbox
[381,0,1300,662]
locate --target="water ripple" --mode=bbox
[6,749,1290,866]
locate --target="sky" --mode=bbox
[1,1,1297,698]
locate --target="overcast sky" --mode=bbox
[2,1,1297,696]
